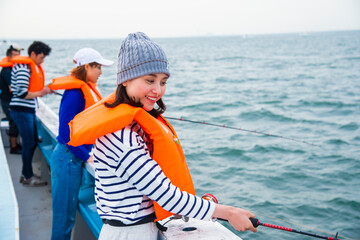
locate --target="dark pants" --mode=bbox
[10,110,38,179]
[1,100,19,137]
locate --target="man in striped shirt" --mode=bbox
[10,41,52,186]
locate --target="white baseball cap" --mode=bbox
[10,43,24,51]
[73,48,113,67]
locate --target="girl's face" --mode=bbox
[122,73,168,111]
[85,64,102,83]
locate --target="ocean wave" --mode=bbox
[353,136,360,141]
[339,122,359,131]
[338,56,360,61]
[211,147,246,157]
[214,56,250,61]
[239,109,296,123]
[215,76,247,83]
[326,198,360,210]
[248,144,306,154]
[325,139,349,145]
[297,100,355,108]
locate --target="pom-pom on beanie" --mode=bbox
[117,32,170,85]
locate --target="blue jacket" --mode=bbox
[57,89,92,161]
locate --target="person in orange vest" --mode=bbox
[48,48,113,240]
[0,44,23,154]
[68,32,257,240]
[9,41,52,186]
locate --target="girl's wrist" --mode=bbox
[212,204,234,220]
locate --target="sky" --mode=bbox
[0,0,359,39]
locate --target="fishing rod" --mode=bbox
[51,90,63,96]
[202,194,342,240]
[51,91,318,147]
[249,218,340,240]
[165,116,320,147]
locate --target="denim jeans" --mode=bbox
[10,110,38,178]
[51,143,83,240]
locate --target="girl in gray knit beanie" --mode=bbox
[93,32,257,240]
[105,32,170,116]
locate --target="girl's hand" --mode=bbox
[212,204,257,233]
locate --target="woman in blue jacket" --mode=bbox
[50,48,113,240]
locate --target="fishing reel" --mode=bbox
[201,193,219,222]
[201,193,218,203]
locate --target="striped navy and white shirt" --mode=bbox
[93,121,216,224]
[9,63,37,112]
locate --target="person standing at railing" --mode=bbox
[0,44,23,154]
[9,41,52,186]
[68,32,257,240]
[48,48,113,240]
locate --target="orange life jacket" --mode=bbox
[68,92,195,221]
[48,76,102,109]
[0,57,13,68]
[10,56,45,92]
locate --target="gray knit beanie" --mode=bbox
[117,32,170,85]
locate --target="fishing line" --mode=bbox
[165,116,320,147]
[51,92,319,147]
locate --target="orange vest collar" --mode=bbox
[87,81,102,104]
[48,76,102,109]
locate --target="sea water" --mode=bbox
[2,30,359,239]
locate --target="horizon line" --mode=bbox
[1,29,359,41]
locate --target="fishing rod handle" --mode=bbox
[250,217,260,228]
[219,217,260,227]
[217,217,259,227]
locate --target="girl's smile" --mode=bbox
[122,73,168,111]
